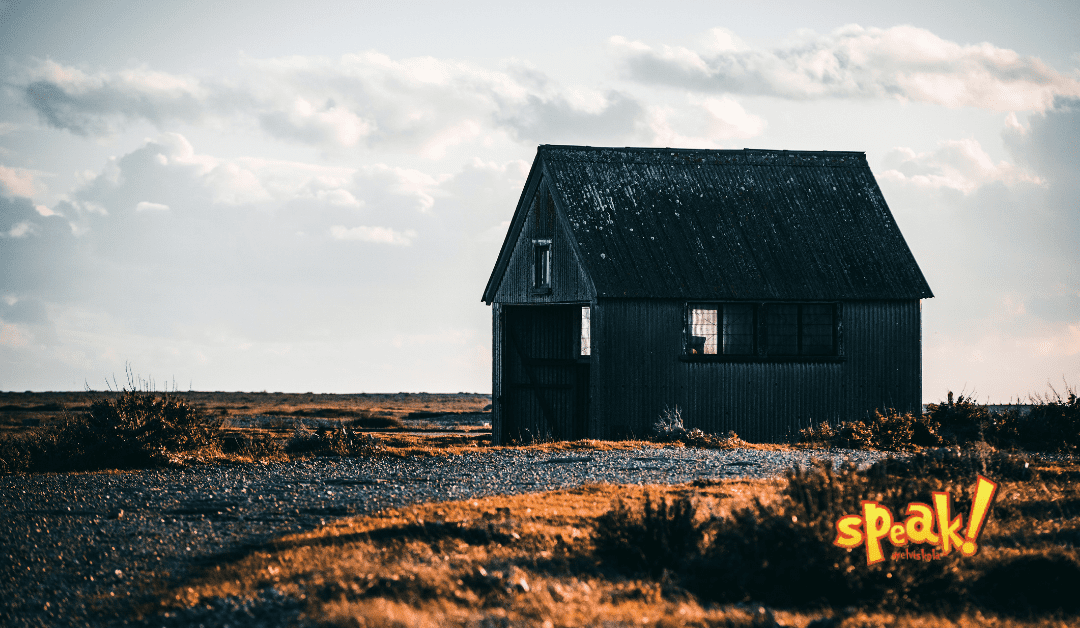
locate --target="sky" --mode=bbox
[0,0,1077,402]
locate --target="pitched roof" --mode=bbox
[484,145,933,302]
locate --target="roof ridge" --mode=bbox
[538,144,865,155]
[537,145,867,166]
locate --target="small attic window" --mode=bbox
[532,239,551,292]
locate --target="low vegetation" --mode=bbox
[0,387,219,473]
[650,404,744,449]
[156,450,1080,626]
[800,385,1080,453]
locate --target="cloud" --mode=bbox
[0,131,532,390]
[135,201,169,212]
[16,53,652,152]
[329,225,417,245]
[1004,98,1080,186]
[611,25,1080,111]
[21,60,222,135]
[876,103,1080,400]
[646,95,767,148]
[879,138,1041,194]
[0,164,49,197]
[5,220,35,237]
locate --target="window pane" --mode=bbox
[801,304,834,355]
[580,306,591,356]
[533,243,550,287]
[689,307,717,355]
[723,303,754,355]
[766,304,798,355]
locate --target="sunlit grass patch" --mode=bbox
[154,483,788,626]
[153,455,1080,627]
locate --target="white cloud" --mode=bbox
[0,164,48,197]
[135,201,169,212]
[0,322,30,348]
[21,59,217,135]
[611,25,1080,111]
[17,53,649,153]
[5,221,35,238]
[879,138,1041,194]
[646,95,766,147]
[329,225,416,245]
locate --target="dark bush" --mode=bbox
[591,456,1051,610]
[973,552,1080,614]
[220,432,284,459]
[0,388,219,472]
[593,492,701,576]
[801,410,940,451]
[1011,388,1080,452]
[924,393,992,445]
[924,387,1080,452]
[285,426,382,457]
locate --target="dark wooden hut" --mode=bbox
[482,145,933,443]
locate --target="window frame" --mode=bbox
[579,305,591,358]
[681,301,844,363]
[531,238,552,295]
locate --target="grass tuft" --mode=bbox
[0,386,218,473]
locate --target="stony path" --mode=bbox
[1,446,891,627]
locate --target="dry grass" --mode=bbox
[2,390,796,472]
[147,452,1080,627]
[149,482,792,627]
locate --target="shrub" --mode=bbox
[650,405,686,441]
[924,393,989,445]
[594,451,1047,611]
[923,385,1080,452]
[285,426,382,457]
[1011,385,1080,452]
[593,492,702,576]
[220,432,285,460]
[648,405,741,449]
[800,410,939,451]
[0,387,219,473]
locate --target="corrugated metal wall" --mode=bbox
[493,181,596,304]
[840,300,922,422]
[492,303,504,444]
[493,304,590,443]
[593,298,922,442]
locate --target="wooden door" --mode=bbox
[502,305,589,442]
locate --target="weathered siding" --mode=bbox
[491,303,504,444]
[592,298,921,442]
[494,305,590,443]
[840,300,922,420]
[493,181,596,304]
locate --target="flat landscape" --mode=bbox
[2,391,1079,627]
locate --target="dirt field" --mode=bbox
[0,390,492,433]
[4,392,1080,627]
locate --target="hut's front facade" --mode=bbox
[482,146,933,443]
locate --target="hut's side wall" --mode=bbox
[593,298,922,442]
[492,182,595,304]
[491,302,504,444]
[490,182,596,444]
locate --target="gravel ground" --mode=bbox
[1,446,893,627]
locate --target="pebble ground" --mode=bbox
[1,446,892,627]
